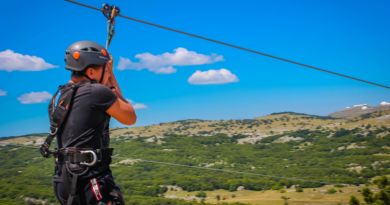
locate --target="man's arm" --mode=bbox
[106,98,136,125]
[104,60,137,125]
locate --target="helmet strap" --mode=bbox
[99,65,106,84]
[82,71,95,82]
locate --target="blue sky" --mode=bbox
[0,0,389,137]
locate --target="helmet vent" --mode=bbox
[90,47,99,52]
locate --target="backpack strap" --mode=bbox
[40,83,81,158]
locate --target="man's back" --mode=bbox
[59,82,117,149]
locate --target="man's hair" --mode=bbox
[71,71,85,78]
[71,64,102,78]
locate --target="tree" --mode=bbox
[327,188,337,194]
[374,176,389,189]
[349,196,360,205]
[295,187,303,192]
[216,195,221,202]
[228,184,237,192]
[196,191,207,199]
[374,190,390,205]
[362,187,374,204]
[281,196,290,205]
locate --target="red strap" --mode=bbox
[90,178,103,201]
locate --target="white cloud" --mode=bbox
[127,99,148,110]
[0,49,57,72]
[133,103,147,110]
[351,104,373,110]
[188,68,239,85]
[117,47,223,74]
[0,89,6,96]
[18,91,52,104]
[352,104,367,108]
[380,101,390,106]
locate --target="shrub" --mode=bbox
[349,196,360,205]
[195,191,207,198]
[295,187,303,192]
[327,188,337,194]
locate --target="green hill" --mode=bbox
[0,110,389,205]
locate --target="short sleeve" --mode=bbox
[90,84,117,111]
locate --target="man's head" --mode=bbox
[71,64,106,81]
[65,41,110,82]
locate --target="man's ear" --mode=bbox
[85,67,93,77]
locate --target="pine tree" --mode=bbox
[362,187,374,204]
[374,190,390,205]
[349,196,360,205]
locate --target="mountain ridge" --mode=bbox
[330,102,390,119]
[2,108,389,146]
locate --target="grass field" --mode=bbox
[165,185,372,205]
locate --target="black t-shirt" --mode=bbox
[58,82,117,149]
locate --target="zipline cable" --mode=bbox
[8,143,336,185]
[64,0,390,90]
[115,157,333,185]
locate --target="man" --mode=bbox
[46,41,136,205]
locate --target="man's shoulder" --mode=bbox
[77,83,112,99]
[88,83,117,110]
[89,83,115,101]
[89,83,111,92]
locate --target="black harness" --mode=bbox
[39,82,78,158]
[40,81,113,205]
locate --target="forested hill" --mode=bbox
[0,109,389,205]
[2,105,389,146]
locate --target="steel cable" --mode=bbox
[64,0,390,90]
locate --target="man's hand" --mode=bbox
[102,58,128,103]
[102,57,136,125]
[102,59,114,86]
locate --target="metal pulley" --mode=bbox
[101,3,120,49]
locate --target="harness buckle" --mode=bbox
[49,127,58,136]
[79,150,97,166]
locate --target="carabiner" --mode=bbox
[79,150,98,166]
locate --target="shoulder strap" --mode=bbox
[40,83,82,157]
[48,85,65,134]
[55,83,81,148]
